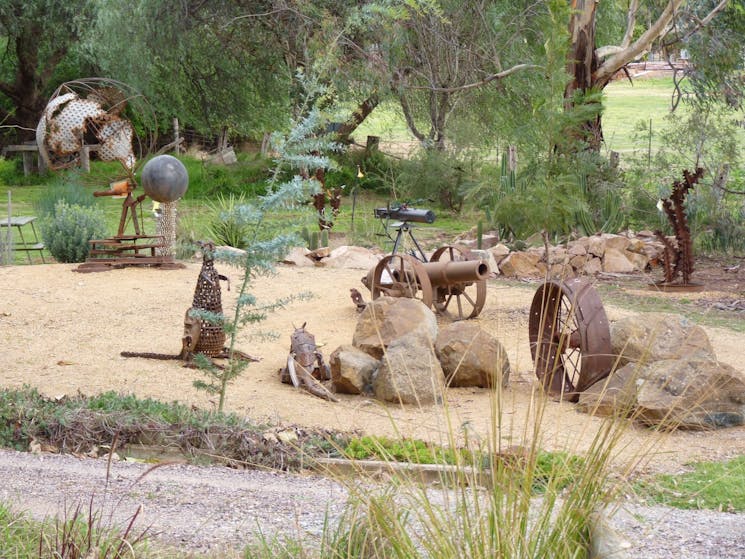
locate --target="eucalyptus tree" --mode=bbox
[361,0,547,151]
[0,0,95,141]
[88,0,290,139]
[564,0,736,150]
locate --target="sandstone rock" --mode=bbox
[587,235,606,257]
[489,243,510,263]
[307,246,331,261]
[611,313,715,367]
[577,365,638,417]
[602,247,635,273]
[373,331,445,405]
[567,243,587,257]
[604,235,631,252]
[435,322,510,388]
[324,246,381,270]
[626,238,646,253]
[353,297,438,360]
[281,246,315,267]
[570,254,588,270]
[624,250,649,272]
[499,252,541,277]
[548,263,574,279]
[547,247,569,265]
[635,357,745,429]
[330,345,380,394]
[469,249,499,276]
[583,256,602,275]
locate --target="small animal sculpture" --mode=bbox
[121,241,257,367]
[349,288,366,312]
[279,323,338,402]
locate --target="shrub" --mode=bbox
[205,193,253,248]
[33,171,94,218]
[40,201,106,263]
[398,150,471,211]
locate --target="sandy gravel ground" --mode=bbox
[2,260,745,555]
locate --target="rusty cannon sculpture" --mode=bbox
[361,205,490,320]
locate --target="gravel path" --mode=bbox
[2,448,745,557]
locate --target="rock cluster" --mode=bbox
[461,231,666,278]
[330,298,510,405]
[578,313,745,429]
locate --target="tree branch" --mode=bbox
[407,63,539,94]
[621,0,640,48]
[595,0,684,85]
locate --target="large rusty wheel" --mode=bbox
[430,245,487,320]
[371,254,433,308]
[528,278,612,402]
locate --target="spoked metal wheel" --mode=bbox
[528,278,612,402]
[430,245,487,320]
[371,254,433,308]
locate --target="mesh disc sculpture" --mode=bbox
[36,78,185,271]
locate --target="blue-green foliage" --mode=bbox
[192,76,338,411]
[40,200,106,263]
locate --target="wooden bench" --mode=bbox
[1,144,46,176]
[2,143,101,175]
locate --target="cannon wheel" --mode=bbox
[528,278,612,402]
[430,245,487,320]
[371,254,433,308]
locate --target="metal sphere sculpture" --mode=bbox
[141,155,189,202]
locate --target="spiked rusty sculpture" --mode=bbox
[655,168,704,288]
[121,242,256,367]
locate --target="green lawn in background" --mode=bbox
[602,77,679,155]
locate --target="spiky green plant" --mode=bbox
[191,74,338,411]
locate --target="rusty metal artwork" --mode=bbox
[37,79,183,272]
[362,248,489,320]
[280,323,338,402]
[654,168,704,288]
[528,278,612,402]
[121,243,257,367]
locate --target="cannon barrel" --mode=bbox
[424,259,489,287]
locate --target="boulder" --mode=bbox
[469,249,499,276]
[324,245,381,270]
[353,297,438,360]
[435,322,510,388]
[567,243,587,257]
[547,247,569,265]
[373,331,445,405]
[611,313,715,367]
[329,345,380,394]
[587,235,606,258]
[489,244,510,264]
[602,247,636,273]
[499,252,541,277]
[583,256,602,275]
[569,254,588,270]
[635,357,745,429]
[576,365,638,417]
[281,246,315,267]
[624,250,649,272]
[603,235,631,252]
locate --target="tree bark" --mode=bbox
[334,93,379,142]
[564,0,603,150]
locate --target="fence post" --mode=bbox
[173,117,181,154]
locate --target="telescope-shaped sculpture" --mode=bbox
[374,206,436,224]
[362,246,490,320]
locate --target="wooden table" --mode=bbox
[0,216,45,264]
